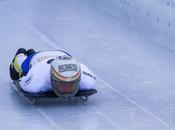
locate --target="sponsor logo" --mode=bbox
[25,75,33,85]
[58,64,78,73]
[37,55,57,62]
[83,71,96,80]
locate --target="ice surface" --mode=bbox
[1,0,175,130]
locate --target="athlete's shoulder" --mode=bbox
[30,50,71,64]
[79,63,96,80]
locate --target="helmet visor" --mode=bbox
[51,75,80,97]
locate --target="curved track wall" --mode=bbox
[86,0,175,50]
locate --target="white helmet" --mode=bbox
[50,56,81,97]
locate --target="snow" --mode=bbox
[0,0,175,130]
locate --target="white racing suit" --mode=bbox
[16,50,96,93]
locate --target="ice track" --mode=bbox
[1,0,175,130]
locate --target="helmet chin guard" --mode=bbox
[50,57,81,97]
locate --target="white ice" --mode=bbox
[0,0,175,130]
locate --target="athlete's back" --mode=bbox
[30,50,72,65]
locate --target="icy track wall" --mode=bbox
[86,0,175,50]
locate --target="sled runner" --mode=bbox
[13,80,97,103]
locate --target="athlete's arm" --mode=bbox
[79,63,96,90]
